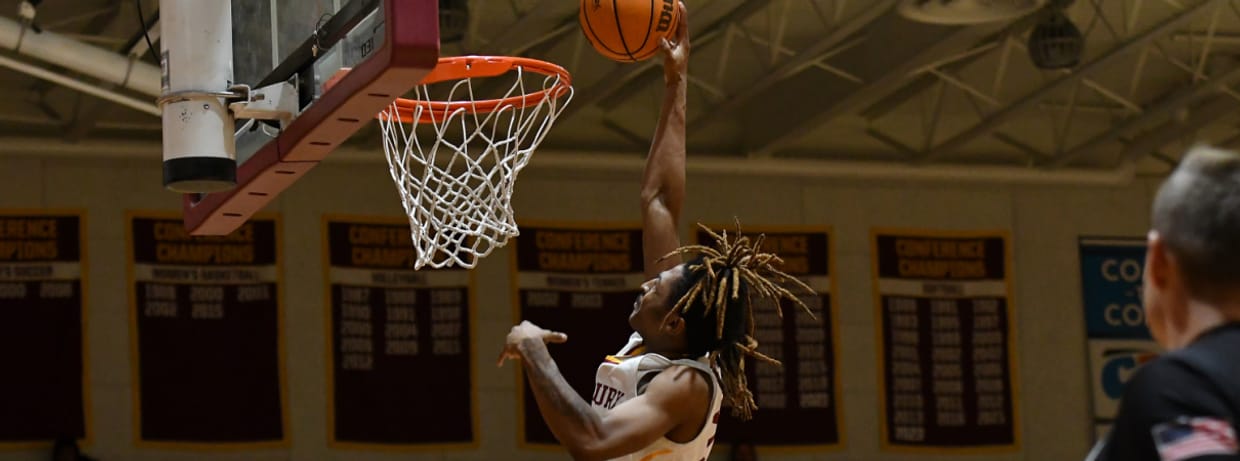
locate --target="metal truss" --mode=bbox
[476,0,578,56]
[558,0,770,119]
[12,0,1240,173]
[755,11,1045,158]
[468,0,1240,169]
[550,0,901,135]
[788,0,1235,169]
[907,0,1221,164]
[684,0,897,132]
[613,0,1238,170]
[66,2,158,140]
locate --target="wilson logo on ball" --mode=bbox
[656,0,675,33]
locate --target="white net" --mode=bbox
[377,62,573,269]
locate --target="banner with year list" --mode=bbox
[0,212,87,445]
[694,225,841,448]
[127,213,284,446]
[1079,237,1159,442]
[872,230,1018,452]
[324,216,474,447]
[512,222,644,447]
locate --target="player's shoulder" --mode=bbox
[648,363,712,394]
[640,364,713,423]
[1132,324,1240,392]
[639,361,709,401]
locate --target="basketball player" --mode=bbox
[1086,145,1240,461]
[498,4,812,460]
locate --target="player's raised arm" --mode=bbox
[504,320,710,461]
[641,4,689,280]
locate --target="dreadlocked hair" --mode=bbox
[656,220,816,420]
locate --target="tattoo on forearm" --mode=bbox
[521,339,598,431]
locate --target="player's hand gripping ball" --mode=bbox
[580,0,684,62]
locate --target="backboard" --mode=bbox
[178,0,440,235]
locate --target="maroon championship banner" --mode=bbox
[512,222,644,447]
[127,213,284,446]
[0,212,86,445]
[872,230,1019,452]
[323,216,474,447]
[695,226,840,448]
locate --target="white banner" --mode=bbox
[328,267,469,287]
[518,272,831,293]
[877,279,1007,298]
[132,264,278,284]
[0,262,81,281]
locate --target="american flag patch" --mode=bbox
[1151,417,1238,461]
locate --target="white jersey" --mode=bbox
[590,333,723,461]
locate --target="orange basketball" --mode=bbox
[579,0,682,63]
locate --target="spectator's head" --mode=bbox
[1145,144,1240,347]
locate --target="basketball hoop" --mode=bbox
[338,55,573,269]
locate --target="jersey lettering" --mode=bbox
[592,383,626,409]
[592,336,722,461]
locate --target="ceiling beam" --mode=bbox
[438,0,581,112]
[120,3,160,63]
[686,0,899,132]
[1115,91,1240,165]
[480,0,579,55]
[1048,59,1240,167]
[920,0,1218,163]
[63,2,143,141]
[558,0,765,120]
[993,132,1052,162]
[861,21,1031,121]
[751,13,1035,157]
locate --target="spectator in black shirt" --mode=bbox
[1088,145,1240,461]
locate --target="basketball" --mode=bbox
[579,0,682,63]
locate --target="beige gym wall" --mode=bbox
[0,151,1160,461]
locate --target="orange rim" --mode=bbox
[385,55,571,125]
[321,56,571,125]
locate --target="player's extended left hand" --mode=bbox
[496,321,568,367]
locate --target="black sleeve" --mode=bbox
[1093,357,1239,461]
